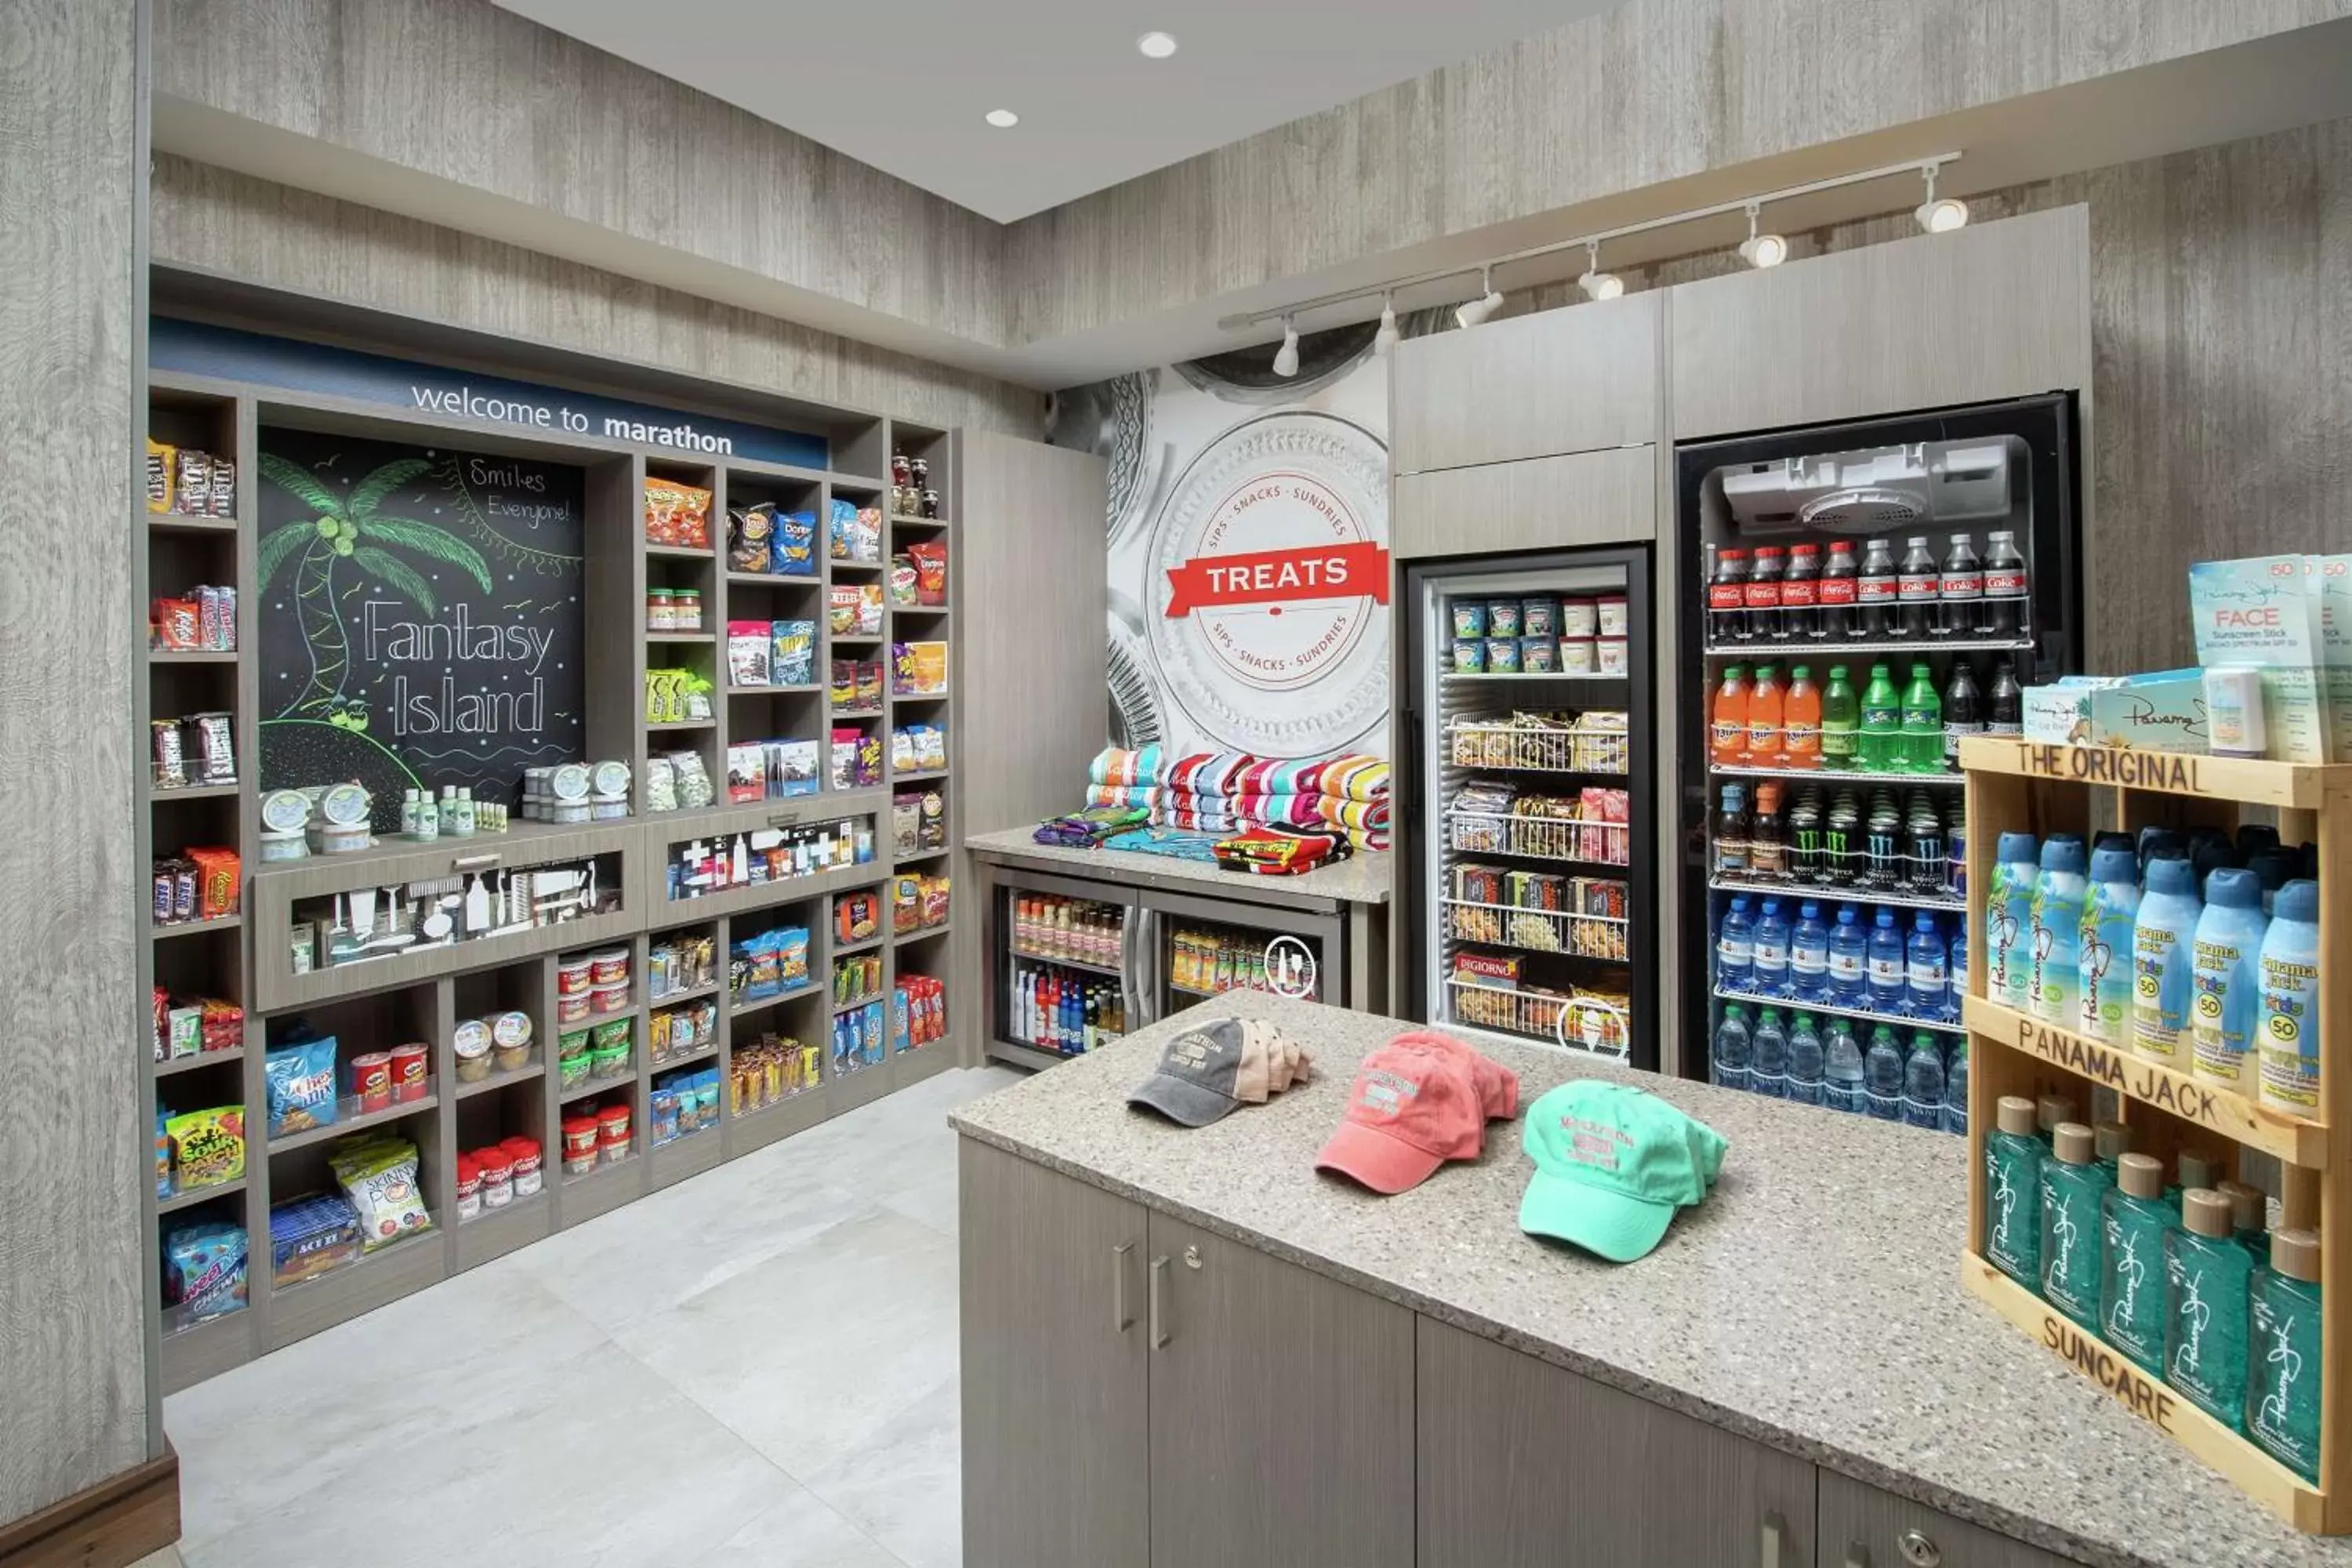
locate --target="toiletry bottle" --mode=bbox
[2170,1150,2220,1214]
[2078,844,2141,1044]
[2040,1122,2111,1325]
[2030,835,2086,1024]
[1984,1094,2045,1291]
[2247,1227,2324,1482]
[2132,855,2202,1065]
[1940,1036,1968,1136]
[2220,1179,2271,1265]
[2165,1188,2253,1432]
[2204,665,2268,759]
[2092,1120,2129,1180]
[401,787,420,838]
[2036,1092,2078,1149]
[2100,1152,2172,1373]
[2257,879,2322,1118]
[415,789,440,841]
[1987,832,2040,1009]
[450,786,477,837]
[2190,866,2270,1091]
[1900,1031,1945,1131]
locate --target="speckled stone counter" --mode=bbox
[949,994,2352,1568]
[964,826,1391,908]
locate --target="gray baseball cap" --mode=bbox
[1127,1018,1306,1127]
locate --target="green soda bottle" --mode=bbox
[2247,1228,2323,1481]
[2166,1188,2253,1432]
[2100,1152,2172,1372]
[1856,664,1900,773]
[1820,666,1859,769]
[1900,662,1942,773]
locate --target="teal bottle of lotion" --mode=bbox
[2039,1122,2111,1324]
[2166,1188,2254,1433]
[2247,1228,2324,1482]
[2030,836,2086,1025]
[2190,867,2269,1092]
[2100,1152,2173,1373]
[1987,832,2039,1010]
[1984,1094,2044,1291]
[2078,844,2141,1044]
[2133,855,2202,1067]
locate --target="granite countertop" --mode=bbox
[949,994,2350,1568]
[962,825,1392,906]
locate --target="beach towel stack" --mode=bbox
[1083,746,1164,814]
[1151,751,1392,852]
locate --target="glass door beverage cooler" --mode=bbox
[1398,547,1659,1067]
[1675,395,2082,1121]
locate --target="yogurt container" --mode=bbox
[1560,600,1599,638]
[1596,597,1629,638]
[1596,637,1630,676]
[1558,638,1597,673]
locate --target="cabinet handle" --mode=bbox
[1112,1243,1134,1332]
[1149,1254,1171,1348]
[1896,1530,1940,1568]
[1760,1512,1783,1568]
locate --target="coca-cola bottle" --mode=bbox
[1746,545,1785,644]
[1987,657,2024,735]
[1817,540,1858,641]
[1856,538,1897,641]
[1709,547,1749,646]
[1895,536,1938,641]
[1781,543,1821,643]
[1936,534,1983,638]
[1943,660,1984,763]
[1983,529,2029,638]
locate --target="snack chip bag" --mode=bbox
[166,1107,247,1190]
[727,503,775,573]
[328,1135,434,1250]
[775,511,818,576]
[264,1036,339,1135]
[643,478,713,549]
[909,541,949,606]
[162,1219,248,1323]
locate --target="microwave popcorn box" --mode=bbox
[2020,672,2209,753]
[2187,555,2330,762]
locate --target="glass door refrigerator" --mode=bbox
[1675,394,2082,1123]
[1399,546,1659,1067]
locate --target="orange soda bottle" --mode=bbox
[1711,666,1750,766]
[1746,663,1785,768]
[1780,663,1821,768]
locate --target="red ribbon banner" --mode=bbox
[1164,542,1392,617]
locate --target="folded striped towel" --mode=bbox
[1088,746,1166,788]
[1085,783,1161,811]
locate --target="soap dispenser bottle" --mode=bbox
[2247,1227,2323,1481]
[2166,1187,2254,1432]
[2100,1152,2171,1373]
[1984,1094,2044,1292]
[2039,1122,2111,1325]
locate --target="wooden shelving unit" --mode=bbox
[142,376,964,1394]
[1957,737,2352,1533]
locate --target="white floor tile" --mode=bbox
[699,1479,904,1568]
[799,1374,965,1568]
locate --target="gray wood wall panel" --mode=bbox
[0,0,151,1524]
[147,157,1041,441]
[1817,1468,2085,1568]
[1392,446,1656,561]
[1391,293,1659,474]
[957,1142,1149,1568]
[1417,1317,1817,1568]
[1668,205,2093,440]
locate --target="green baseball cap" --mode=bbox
[1518,1081,1728,1261]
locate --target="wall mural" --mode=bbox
[256,426,585,828]
[1050,321,1394,762]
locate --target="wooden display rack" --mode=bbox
[1957,737,2352,1532]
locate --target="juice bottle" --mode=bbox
[1710,666,1751,766]
[1780,665,1821,768]
[1745,663,1784,768]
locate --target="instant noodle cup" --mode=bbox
[596,1104,632,1162]
[588,949,630,986]
[561,1116,600,1176]
[556,959,592,997]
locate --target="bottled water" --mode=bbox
[1790,901,1830,1003]
[1828,904,1869,1007]
[1752,898,1791,1000]
[1711,1004,1753,1091]
[1902,1031,1947,1129]
[1948,916,1969,1024]
[1750,1007,1789,1098]
[1907,911,1947,1018]
[1716,895,1755,994]
[1785,1012,1824,1105]
[1863,1024,1906,1120]
[1822,1017,1865,1113]
[1942,1037,1969,1136]
[1867,907,1908,1015]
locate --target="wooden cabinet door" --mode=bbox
[1145,1213,1414,1568]
[959,1140,1149,1568]
[1817,1469,2089,1568]
[1392,292,1660,473]
[1391,445,1656,560]
[1417,1316,1816,1568]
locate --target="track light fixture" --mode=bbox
[1455,267,1503,328]
[1577,243,1624,301]
[1737,203,1788,268]
[1271,315,1300,377]
[1373,292,1400,356]
[1914,164,1969,233]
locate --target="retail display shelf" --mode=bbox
[1958,736,2352,809]
[647,718,717,732]
[454,1060,544,1101]
[1712,985,1959,1037]
[1962,995,2325,1167]
[896,845,950,864]
[561,1073,636,1106]
[725,570,823,588]
[150,649,239,664]
[731,682,822,695]
[832,704,884,717]
[832,992,887,1014]
[895,923,953,946]
[647,631,716,644]
[833,931,886,957]
[1449,761,1628,781]
[155,1047,243,1079]
[459,1188,550,1230]
[729,980,822,1019]
[829,558,884,572]
[644,543,717,560]
[1440,670,1627,683]
[1702,636,2035,658]
[887,512,946,527]
[889,1041,956,1091]
[1011,948,1120,979]
[158,1178,245,1215]
[655,1042,720,1072]
[271,1225,439,1301]
[989,1039,1078,1072]
[647,980,721,1007]
[268,1091,441,1154]
[245,813,633,883]
[1707,876,1965,913]
[1709,763,1964,787]
[892,689,951,703]
[1169,981,1218,999]
[153,913,245,939]
[893,768,949,783]
[149,512,240,534]
[564,1150,637,1188]
[648,1131,724,1190]
[151,781,243,800]
[657,859,874,922]
[832,633,884,644]
[1442,898,1629,964]
[893,604,950,616]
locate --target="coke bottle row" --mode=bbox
[1715,893,1967,1025]
[1711,1002,1966,1131]
[1709,656,2024,774]
[1706,532,2031,647]
[1713,782,1963,898]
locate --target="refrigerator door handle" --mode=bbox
[1127,907,1157,1027]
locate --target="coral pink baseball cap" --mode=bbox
[1314,1040,1488,1194]
[1385,1029,1519,1120]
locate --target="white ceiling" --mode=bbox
[490,0,1619,221]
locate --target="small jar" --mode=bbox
[589,949,630,986]
[556,992,592,1026]
[500,1135,543,1199]
[673,589,702,631]
[920,488,941,520]
[561,1116,600,1176]
[591,979,630,1016]
[596,1103,632,1163]
[646,588,676,632]
[556,959,593,996]
[474,1146,514,1209]
[456,1155,483,1223]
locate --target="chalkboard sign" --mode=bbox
[256,427,585,828]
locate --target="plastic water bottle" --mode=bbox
[1987,831,2040,1009]
[1752,898,1791,999]
[1907,911,1947,1018]
[1712,1004,1754,1091]
[1828,904,1869,1007]
[1948,914,1969,1024]
[1822,1017,1865,1113]
[1902,1031,1947,1128]
[2079,844,2141,1044]
[1716,895,1755,994]
[1790,900,1830,1003]
[1863,1025,1906,1120]
[2030,836,2087,1024]
[1785,1012,1824,1105]
[1750,1007,1790,1098]
[1867,907,1908,1015]
[1942,1036,1969,1135]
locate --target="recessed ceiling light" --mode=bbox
[1137,31,1178,58]
[984,109,1019,129]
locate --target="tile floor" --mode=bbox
[164,1064,1021,1568]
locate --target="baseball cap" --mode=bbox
[1386,1029,1519,1120]
[1314,1040,1487,1194]
[1128,1018,1309,1127]
[1519,1082,1727,1261]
